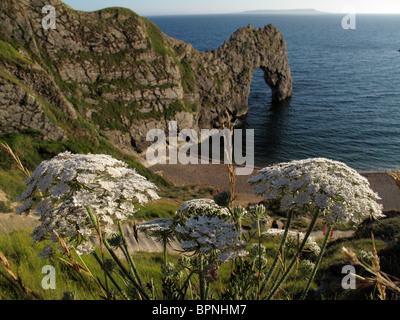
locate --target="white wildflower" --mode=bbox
[289,179,303,191]
[76,242,95,256]
[37,175,53,192]
[16,198,32,215]
[76,173,97,184]
[175,214,247,263]
[294,192,311,206]
[50,182,70,198]
[60,168,76,182]
[181,240,197,250]
[249,158,384,226]
[280,194,294,211]
[78,228,92,238]
[315,193,330,209]
[17,183,35,203]
[176,199,230,217]
[18,152,160,256]
[217,249,248,263]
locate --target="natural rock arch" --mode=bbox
[195,24,293,128]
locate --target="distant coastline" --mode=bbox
[237,9,330,15]
[146,11,400,18]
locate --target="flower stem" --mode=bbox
[86,207,150,300]
[178,270,195,300]
[198,255,206,300]
[118,221,144,288]
[256,217,263,299]
[103,238,150,300]
[301,224,332,300]
[266,208,320,300]
[92,251,129,300]
[260,210,293,294]
[163,237,168,266]
[238,217,243,239]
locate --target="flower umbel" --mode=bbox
[249,158,384,226]
[175,215,247,263]
[17,152,160,257]
[176,199,230,218]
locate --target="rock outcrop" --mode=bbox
[0,78,64,140]
[0,0,292,155]
[195,24,293,129]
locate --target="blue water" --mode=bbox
[148,14,400,171]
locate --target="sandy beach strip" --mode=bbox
[149,163,400,212]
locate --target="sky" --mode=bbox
[62,0,400,16]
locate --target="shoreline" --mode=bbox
[149,162,400,211]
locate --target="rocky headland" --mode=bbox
[0,0,292,157]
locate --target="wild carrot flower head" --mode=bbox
[17,151,159,257]
[175,215,247,263]
[249,158,384,226]
[176,199,230,218]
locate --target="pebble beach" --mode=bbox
[149,163,400,212]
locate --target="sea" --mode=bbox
[147,14,400,172]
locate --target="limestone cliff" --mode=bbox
[0,0,292,155]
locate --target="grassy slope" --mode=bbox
[0,229,183,300]
[0,226,395,300]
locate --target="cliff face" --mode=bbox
[0,0,292,155]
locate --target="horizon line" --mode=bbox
[62,4,400,16]
[144,10,400,17]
